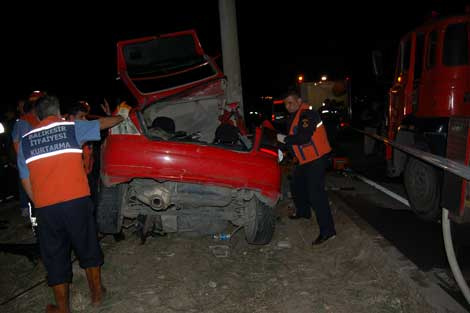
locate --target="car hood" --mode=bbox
[117,29,225,108]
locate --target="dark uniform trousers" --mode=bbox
[291,155,336,237]
[36,196,103,286]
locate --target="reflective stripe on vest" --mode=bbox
[22,122,82,164]
[289,104,331,164]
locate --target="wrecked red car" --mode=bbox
[97,30,281,244]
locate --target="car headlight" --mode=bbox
[0,122,5,134]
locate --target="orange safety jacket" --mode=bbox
[21,112,40,128]
[289,104,331,165]
[21,116,90,208]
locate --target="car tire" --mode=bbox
[404,156,441,221]
[96,183,126,234]
[244,197,275,245]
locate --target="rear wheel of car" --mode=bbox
[96,183,127,234]
[244,197,275,245]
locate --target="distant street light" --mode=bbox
[297,75,304,83]
[321,75,327,81]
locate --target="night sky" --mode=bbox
[1,0,468,112]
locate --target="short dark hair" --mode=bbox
[281,88,300,100]
[36,95,61,120]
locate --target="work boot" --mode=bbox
[85,266,106,306]
[312,233,336,246]
[46,283,70,313]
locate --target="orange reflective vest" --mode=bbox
[21,116,91,208]
[21,112,40,128]
[289,104,331,165]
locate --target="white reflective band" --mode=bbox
[23,121,75,137]
[317,121,323,128]
[25,149,83,164]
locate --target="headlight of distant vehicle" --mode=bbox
[0,122,5,134]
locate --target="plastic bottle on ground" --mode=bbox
[212,233,231,241]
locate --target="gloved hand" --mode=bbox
[276,133,286,144]
[114,101,132,118]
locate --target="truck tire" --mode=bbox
[96,183,126,234]
[404,157,441,221]
[244,197,275,245]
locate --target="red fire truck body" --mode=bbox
[386,13,470,220]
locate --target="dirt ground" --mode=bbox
[0,184,434,313]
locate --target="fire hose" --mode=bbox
[442,208,470,304]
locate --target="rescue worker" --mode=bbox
[11,92,42,220]
[17,95,124,312]
[67,99,112,206]
[12,92,44,153]
[67,101,97,203]
[276,90,337,245]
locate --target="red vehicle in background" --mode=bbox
[97,30,281,244]
[381,12,470,221]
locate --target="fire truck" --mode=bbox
[381,11,470,221]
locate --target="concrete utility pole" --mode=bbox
[218,0,244,116]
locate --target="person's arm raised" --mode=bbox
[98,115,124,130]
